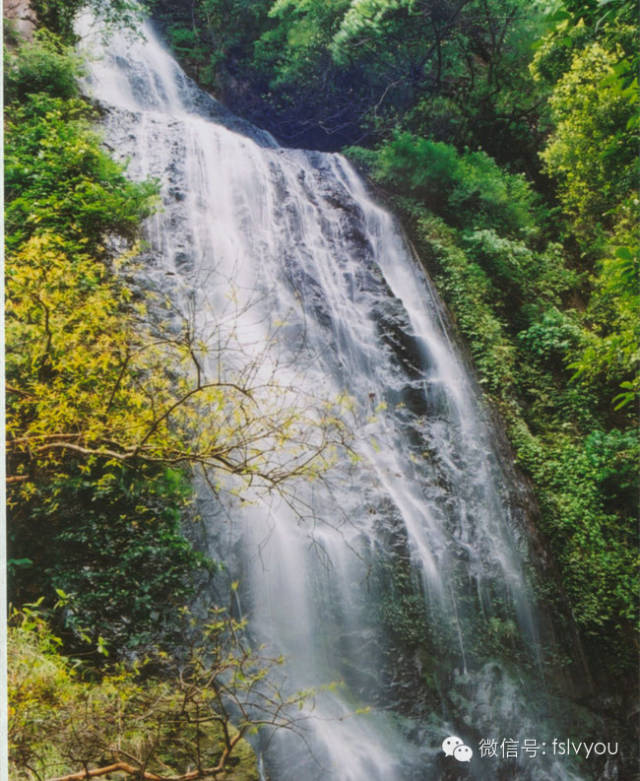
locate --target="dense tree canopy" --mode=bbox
[152,0,547,169]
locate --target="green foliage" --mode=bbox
[9,461,207,656]
[257,0,349,83]
[153,0,272,90]
[4,44,157,255]
[517,307,582,363]
[528,18,591,87]
[514,428,639,663]
[536,38,638,247]
[4,30,81,100]
[154,0,547,158]
[569,238,640,407]
[349,133,539,236]
[531,10,639,408]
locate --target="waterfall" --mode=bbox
[78,16,588,781]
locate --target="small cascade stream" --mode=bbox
[79,16,589,781]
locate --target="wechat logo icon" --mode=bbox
[442,735,473,763]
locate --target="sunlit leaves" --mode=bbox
[539,39,637,244]
[6,230,341,496]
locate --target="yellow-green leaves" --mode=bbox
[6,229,339,493]
[539,39,637,242]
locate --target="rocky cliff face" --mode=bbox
[4,0,37,40]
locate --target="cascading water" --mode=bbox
[79,16,591,781]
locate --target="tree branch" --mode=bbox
[46,759,230,781]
